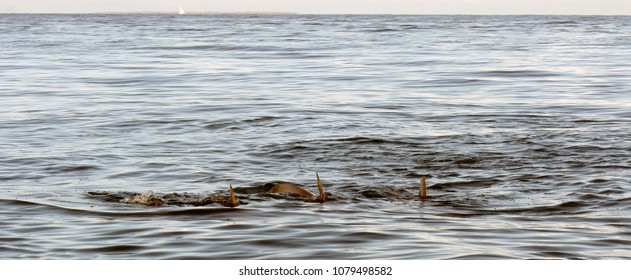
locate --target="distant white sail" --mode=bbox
[178,7,186,15]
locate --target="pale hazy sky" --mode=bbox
[2,0,631,15]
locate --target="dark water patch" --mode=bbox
[448,254,512,260]
[430,179,502,190]
[592,165,631,170]
[366,28,400,33]
[400,24,419,29]
[165,28,209,32]
[577,193,607,200]
[302,22,324,26]
[0,237,28,243]
[572,119,611,123]
[0,174,44,181]
[533,251,585,260]
[138,230,203,239]
[133,44,293,53]
[562,144,618,153]
[424,194,489,209]
[494,200,595,216]
[204,116,284,131]
[341,231,396,240]
[246,238,309,248]
[594,239,631,246]
[426,78,486,86]
[510,174,556,183]
[83,78,160,86]
[204,120,235,130]
[111,118,198,128]
[78,244,147,254]
[544,20,579,25]
[597,187,627,195]
[357,186,413,200]
[436,211,486,218]
[326,136,415,146]
[589,178,610,184]
[242,116,284,124]
[45,165,100,173]
[600,197,631,209]
[452,157,481,165]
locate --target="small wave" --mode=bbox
[112,118,198,129]
[0,198,246,217]
[203,120,235,130]
[366,28,400,32]
[327,136,413,145]
[497,200,594,216]
[78,245,147,253]
[517,245,586,259]
[431,179,502,190]
[598,187,627,195]
[131,45,236,51]
[45,165,100,173]
[204,116,283,131]
[448,254,512,260]
[544,20,579,25]
[166,28,208,32]
[347,185,415,200]
[427,78,486,86]
[562,144,617,152]
[399,24,419,29]
[600,197,631,209]
[593,239,631,246]
[132,44,287,52]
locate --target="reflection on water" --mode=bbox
[0,14,630,259]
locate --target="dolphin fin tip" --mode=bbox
[229,185,239,207]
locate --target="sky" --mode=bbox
[2,0,631,15]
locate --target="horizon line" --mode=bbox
[2,11,631,16]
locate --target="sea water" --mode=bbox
[1,14,630,259]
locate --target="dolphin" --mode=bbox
[88,174,327,208]
[223,173,326,208]
[266,172,327,202]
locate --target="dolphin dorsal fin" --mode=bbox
[229,185,239,207]
[316,172,326,202]
[419,176,427,200]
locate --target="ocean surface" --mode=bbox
[1,14,630,259]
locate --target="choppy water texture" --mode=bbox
[1,14,630,259]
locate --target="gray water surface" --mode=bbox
[1,14,630,259]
